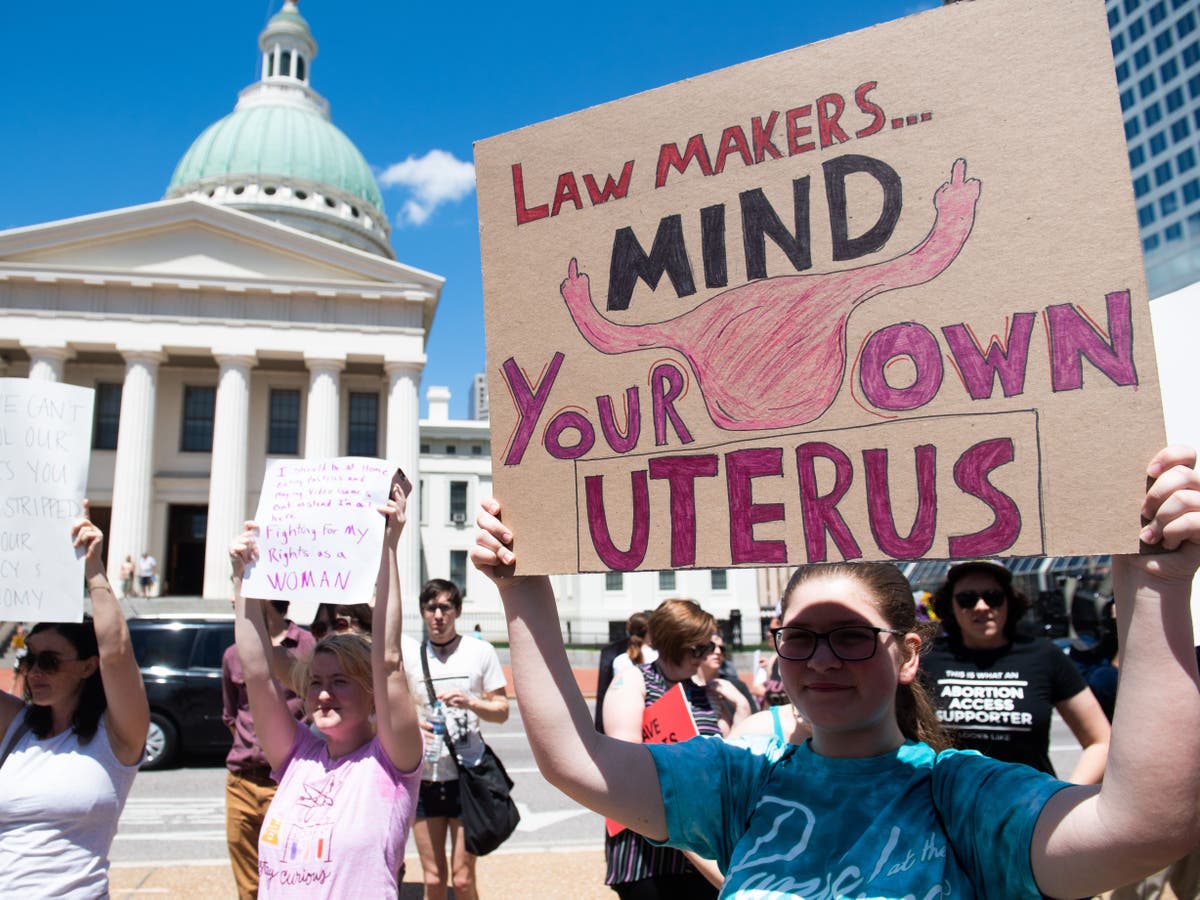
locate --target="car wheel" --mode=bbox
[142,712,179,770]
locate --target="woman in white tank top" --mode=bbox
[0,502,150,898]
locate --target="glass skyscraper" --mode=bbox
[1110,0,1200,296]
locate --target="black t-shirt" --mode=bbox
[921,635,1087,775]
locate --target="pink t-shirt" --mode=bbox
[258,728,421,898]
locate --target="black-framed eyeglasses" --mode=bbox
[422,603,456,616]
[687,641,717,659]
[17,651,81,674]
[311,616,357,640]
[953,589,1006,610]
[770,625,903,662]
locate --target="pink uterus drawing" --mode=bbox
[560,159,982,431]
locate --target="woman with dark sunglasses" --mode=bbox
[0,502,149,897]
[599,598,722,899]
[694,635,752,738]
[924,559,1111,781]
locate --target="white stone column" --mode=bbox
[203,353,255,599]
[385,359,423,616]
[304,355,345,459]
[106,349,165,589]
[26,345,73,382]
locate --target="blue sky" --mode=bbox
[0,0,940,418]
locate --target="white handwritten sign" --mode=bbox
[0,378,93,623]
[242,457,394,620]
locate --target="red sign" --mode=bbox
[606,684,698,836]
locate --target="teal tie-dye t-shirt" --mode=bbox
[647,737,1067,899]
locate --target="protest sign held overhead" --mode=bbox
[0,378,94,621]
[475,0,1162,575]
[242,457,395,622]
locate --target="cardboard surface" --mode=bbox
[476,0,1164,574]
[0,378,93,622]
[242,457,394,621]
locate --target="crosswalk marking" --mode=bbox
[120,797,225,829]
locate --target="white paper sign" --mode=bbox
[242,457,395,620]
[0,378,94,623]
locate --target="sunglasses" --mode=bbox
[954,589,1007,610]
[310,616,357,640]
[687,641,717,659]
[17,651,81,674]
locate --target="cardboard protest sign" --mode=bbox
[476,0,1163,575]
[606,683,698,836]
[0,378,93,622]
[242,457,395,622]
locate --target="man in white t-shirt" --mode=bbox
[137,553,157,597]
[403,579,509,900]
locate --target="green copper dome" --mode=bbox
[168,104,383,212]
[162,2,393,257]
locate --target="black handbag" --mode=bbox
[420,642,520,856]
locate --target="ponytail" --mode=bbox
[896,677,952,751]
[627,633,645,666]
[625,611,651,666]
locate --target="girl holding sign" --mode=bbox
[231,474,423,899]
[0,503,150,897]
[471,446,1200,898]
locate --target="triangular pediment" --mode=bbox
[0,198,444,293]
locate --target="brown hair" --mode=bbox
[25,620,103,743]
[782,563,950,752]
[648,599,716,667]
[419,579,462,613]
[296,633,374,718]
[625,612,650,665]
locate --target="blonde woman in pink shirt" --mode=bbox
[231,473,422,898]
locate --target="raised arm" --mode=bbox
[372,473,422,772]
[265,628,306,696]
[1031,445,1200,896]
[471,499,667,839]
[1057,687,1110,785]
[231,525,298,771]
[74,500,149,767]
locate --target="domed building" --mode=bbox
[166,2,393,258]
[0,1,439,606]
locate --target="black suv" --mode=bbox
[127,616,235,769]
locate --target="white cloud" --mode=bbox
[378,149,476,226]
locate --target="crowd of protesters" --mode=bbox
[3,445,1200,898]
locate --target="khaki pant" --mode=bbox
[225,769,278,900]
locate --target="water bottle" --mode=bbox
[424,701,446,764]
